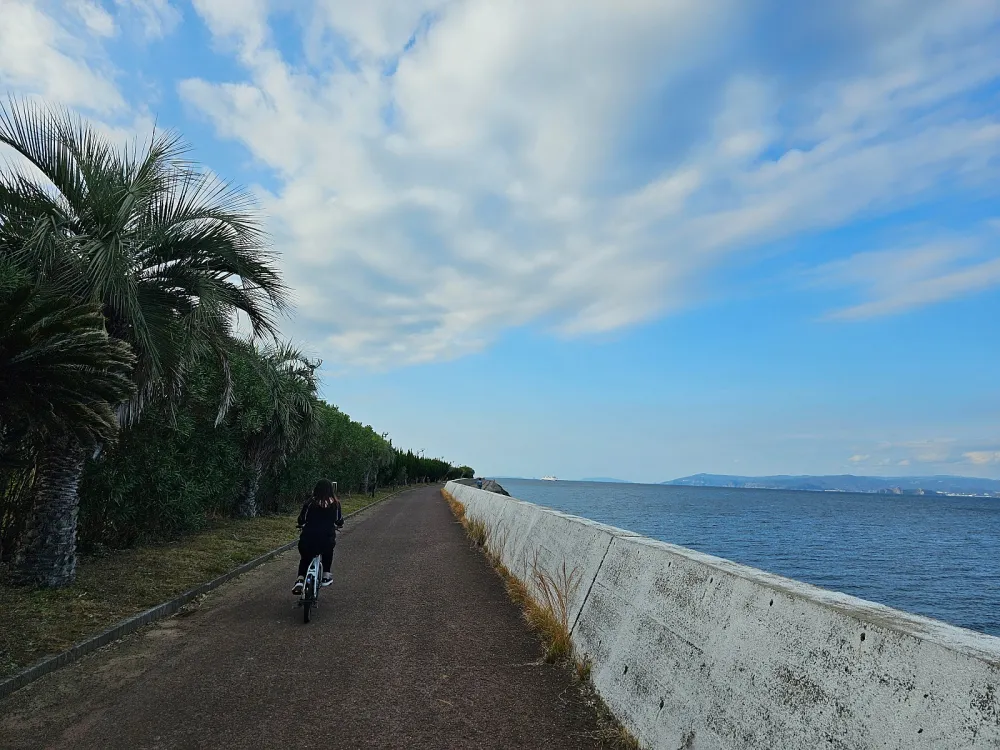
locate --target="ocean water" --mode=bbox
[499,479,1000,638]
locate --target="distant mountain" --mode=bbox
[662,473,1000,497]
[580,477,632,483]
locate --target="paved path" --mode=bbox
[0,486,608,749]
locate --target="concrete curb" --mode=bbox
[0,486,414,700]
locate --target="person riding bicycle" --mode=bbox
[292,478,344,595]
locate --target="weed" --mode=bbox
[444,491,581,663]
[484,522,509,569]
[576,656,592,682]
[526,553,581,662]
[503,568,529,607]
[442,488,643,749]
[441,488,488,548]
[466,518,488,547]
[441,489,466,523]
[608,725,642,749]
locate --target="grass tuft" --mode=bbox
[526,553,581,662]
[442,488,466,523]
[442,487,580,662]
[609,726,642,749]
[442,486,644,749]
[576,656,592,682]
[465,517,488,547]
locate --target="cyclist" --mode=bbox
[292,478,344,595]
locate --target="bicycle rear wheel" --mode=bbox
[302,569,316,624]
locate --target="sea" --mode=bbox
[499,479,1000,638]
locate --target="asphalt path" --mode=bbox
[0,485,608,749]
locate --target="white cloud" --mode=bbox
[815,232,1000,320]
[71,0,117,37]
[308,0,443,62]
[854,438,1000,470]
[0,0,124,112]
[189,0,270,55]
[171,0,1000,367]
[114,0,182,39]
[902,440,958,464]
[3,1,1000,368]
[964,451,1000,466]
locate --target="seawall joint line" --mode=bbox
[570,535,615,638]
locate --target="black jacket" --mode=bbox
[297,499,344,543]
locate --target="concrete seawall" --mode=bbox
[445,481,1000,750]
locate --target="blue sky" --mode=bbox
[3,0,1000,482]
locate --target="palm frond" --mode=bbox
[0,284,136,446]
[0,95,287,422]
[0,98,89,214]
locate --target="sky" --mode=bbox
[2,0,999,483]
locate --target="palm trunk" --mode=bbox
[239,461,263,518]
[0,449,38,564]
[13,438,88,587]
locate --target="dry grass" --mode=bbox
[486,538,579,663]
[501,568,529,607]
[443,488,466,522]
[0,487,400,678]
[465,517,488,548]
[576,656,593,682]
[442,486,643,749]
[607,726,642,749]
[573,667,644,750]
[442,488,579,663]
[527,553,581,663]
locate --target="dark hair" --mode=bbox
[313,478,335,501]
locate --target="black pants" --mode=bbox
[298,536,335,577]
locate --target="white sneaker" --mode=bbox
[292,579,304,595]
[321,576,333,587]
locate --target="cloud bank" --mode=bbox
[3,0,1000,369]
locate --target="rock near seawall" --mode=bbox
[479,479,510,496]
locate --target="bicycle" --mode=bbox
[297,553,324,623]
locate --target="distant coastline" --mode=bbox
[495,473,1000,498]
[661,473,1000,498]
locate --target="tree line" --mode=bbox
[0,100,473,588]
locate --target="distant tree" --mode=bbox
[232,342,318,518]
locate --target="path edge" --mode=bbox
[0,486,414,700]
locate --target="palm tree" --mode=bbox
[0,281,135,582]
[235,342,319,517]
[0,99,287,585]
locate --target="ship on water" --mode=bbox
[540,475,557,481]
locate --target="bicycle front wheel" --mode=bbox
[303,600,312,624]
